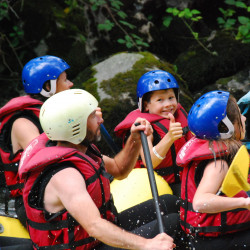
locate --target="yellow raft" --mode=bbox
[0,168,172,246]
[0,213,32,249]
[0,214,30,239]
[110,168,173,213]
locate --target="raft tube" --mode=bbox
[110,168,173,213]
[0,214,32,249]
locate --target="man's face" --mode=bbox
[85,109,103,143]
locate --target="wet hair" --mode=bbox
[210,95,243,166]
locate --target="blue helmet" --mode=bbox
[136,70,179,111]
[188,90,234,140]
[22,55,70,97]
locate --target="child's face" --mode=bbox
[144,89,178,119]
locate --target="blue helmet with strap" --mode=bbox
[188,90,234,140]
[22,55,70,97]
[136,70,179,111]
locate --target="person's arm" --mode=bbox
[193,159,250,213]
[11,118,40,153]
[140,113,183,168]
[44,168,175,250]
[104,117,153,179]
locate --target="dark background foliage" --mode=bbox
[1,0,250,155]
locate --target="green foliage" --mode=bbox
[163,0,250,55]
[63,0,149,50]
[0,1,9,21]
[217,0,250,43]
[98,20,115,31]
[117,34,149,49]
[165,7,202,21]
[88,0,149,51]
[9,25,24,47]
[164,7,202,41]
[164,7,215,55]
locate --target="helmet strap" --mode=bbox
[40,79,57,97]
[220,116,235,139]
[138,97,143,111]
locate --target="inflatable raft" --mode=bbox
[0,168,172,248]
[110,168,172,213]
[0,213,32,249]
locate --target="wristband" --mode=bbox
[152,146,165,160]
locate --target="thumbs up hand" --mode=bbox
[168,113,183,142]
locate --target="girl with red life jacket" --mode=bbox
[0,55,73,228]
[176,90,250,250]
[19,89,176,250]
[114,70,193,198]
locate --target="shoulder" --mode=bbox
[12,117,39,131]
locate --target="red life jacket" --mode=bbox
[176,137,250,237]
[114,104,193,184]
[0,95,42,198]
[19,133,116,250]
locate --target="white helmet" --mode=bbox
[40,89,98,144]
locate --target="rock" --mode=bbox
[73,51,193,155]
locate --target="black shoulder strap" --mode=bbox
[153,121,180,181]
[0,110,43,153]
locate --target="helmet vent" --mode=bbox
[154,80,159,84]
[167,79,171,82]
[72,123,80,135]
[72,124,80,136]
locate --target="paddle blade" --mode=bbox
[221,145,250,197]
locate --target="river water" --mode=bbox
[0,189,17,217]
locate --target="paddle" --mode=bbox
[238,91,250,115]
[100,124,120,155]
[218,145,250,197]
[135,122,165,233]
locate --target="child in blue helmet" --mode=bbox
[176,90,250,250]
[115,70,193,198]
[0,55,73,230]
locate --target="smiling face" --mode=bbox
[144,89,178,119]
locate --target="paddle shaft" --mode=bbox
[136,123,165,233]
[100,124,120,155]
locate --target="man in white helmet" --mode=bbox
[19,89,175,250]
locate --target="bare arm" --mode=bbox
[193,159,250,213]
[44,168,175,250]
[140,113,183,168]
[104,118,153,179]
[11,118,40,153]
